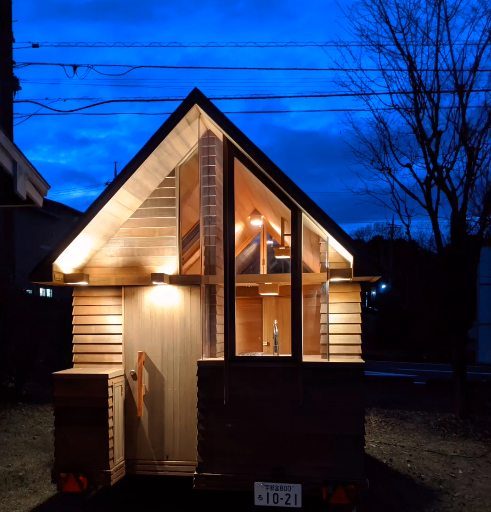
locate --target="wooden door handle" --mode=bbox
[137,351,145,418]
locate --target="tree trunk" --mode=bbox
[440,226,481,419]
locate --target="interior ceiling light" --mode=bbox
[151,273,170,285]
[274,216,291,259]
[249,210,264,227]
[259,283,280,296]
[63,273,89,285]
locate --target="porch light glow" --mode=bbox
[150,285,179,306]
[63,273,90,285]
[151,273,170,285]
[259,283,280,296]
[329,278,351,282]
[249,211,264,227]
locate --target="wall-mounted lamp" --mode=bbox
[259,283,280,296]
[63,273,89,285]
[151,273,170,285]
[249,210,264,227]
[274,217,291,259]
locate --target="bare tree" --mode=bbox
[335,0,491,417]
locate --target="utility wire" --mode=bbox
[16,62,491,74]
[14,89,491,113]
[14,40,488,49]
[13,104,489,118]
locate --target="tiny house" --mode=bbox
[31,89,379,505]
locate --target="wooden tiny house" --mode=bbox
[31,89,379,502]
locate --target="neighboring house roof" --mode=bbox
[31,88,376,282]
[0,127,50,206]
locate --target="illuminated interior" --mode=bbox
[234,158,292,356]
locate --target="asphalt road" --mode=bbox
[365,360,491,383]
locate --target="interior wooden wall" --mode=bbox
[236,297,263,354]
[72,287,123,368]
[303,284,322,355]
[328,282,362,361]
[85,172,177,272]
[262,296,291,355]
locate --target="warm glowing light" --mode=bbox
[269,221,281,237]
[328,235,354,266]
[151,273,170,285]
[150,285,179,307]
[64,273,90,285]
[330,278,351,282]
[55,234,93,274]
[259,283,280,296]
[249,210,263,227]
[274,246,291,259]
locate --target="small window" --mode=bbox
[40,288,53,298]
[24,289,33,294]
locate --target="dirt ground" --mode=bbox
[0,380,490,512]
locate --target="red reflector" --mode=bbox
[59,473,88,493]
[330,485,353,505]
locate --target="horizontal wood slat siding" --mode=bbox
[195,363,365,489]
[328,282,362,362]
[85,172,178,270]
[72,288,123,368]
[53,371,125,484]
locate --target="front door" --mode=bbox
[124,286,201,474]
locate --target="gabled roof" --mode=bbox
[31,88,362,282]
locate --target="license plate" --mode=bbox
[254,482,302,508]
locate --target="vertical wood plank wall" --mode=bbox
[84,171,177,271]
[328,282,362,361]
[201,130,224,358]
[72,287,123,368]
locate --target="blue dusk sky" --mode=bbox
[12,0,391,232]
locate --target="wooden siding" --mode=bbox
[72,287,123,368]
[53,369,125,487]
[327,282,362,362]
[195,362,365,491]
[201,130,224,358]
[85,172,178,271]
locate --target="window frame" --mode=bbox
[223,138,302,365]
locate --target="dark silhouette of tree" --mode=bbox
[335,0,491,417]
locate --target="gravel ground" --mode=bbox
[0,404,55,512]
[0,391,490,512]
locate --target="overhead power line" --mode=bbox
[14,40,487,49]
[14,89,491,113]
[16,62,491,75]
[13,104,490,119]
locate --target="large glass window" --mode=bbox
[302,214,329,360]
[234,158,292,356]
[179,150,200,275]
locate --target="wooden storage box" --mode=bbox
[53,368,125,487]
